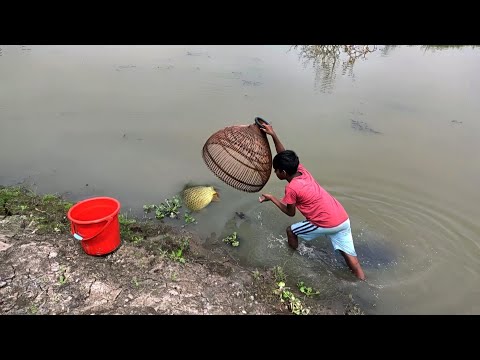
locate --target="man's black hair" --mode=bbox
[272,150,299,176]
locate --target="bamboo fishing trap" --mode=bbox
[202,117,273,192]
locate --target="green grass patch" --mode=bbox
[0,186,74,234]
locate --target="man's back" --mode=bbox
[282,163,348,228]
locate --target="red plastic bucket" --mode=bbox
[67,197,121,256]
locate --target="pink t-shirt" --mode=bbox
[281,163,348,228]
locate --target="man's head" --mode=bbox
[272,150,299,180]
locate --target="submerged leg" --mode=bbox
[286,226,298,250]
[339,250,366,280]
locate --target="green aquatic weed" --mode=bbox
[223,232,239,247]
[184,211,196,224]
[274,281,310,315]
[143,195,182,220]
[297,281,320,297]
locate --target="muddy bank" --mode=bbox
[0,187,362,315]
[0,216,365,315]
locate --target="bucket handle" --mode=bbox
[72,216,114,242]
[255,117,270,129]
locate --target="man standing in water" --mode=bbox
[258,124,366,280]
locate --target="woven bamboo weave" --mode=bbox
[202,119,272,192]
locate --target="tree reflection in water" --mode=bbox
[291,45,478,93]
[291,45,378,93]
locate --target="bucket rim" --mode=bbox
[67,196,121,225]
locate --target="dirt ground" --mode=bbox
[0,215,363,315]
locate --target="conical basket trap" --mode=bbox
[202,118,272,192]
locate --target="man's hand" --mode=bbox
[259,123,285,153]
[259,124,276,137]
[259,194,273,202]
[258,194,295,216]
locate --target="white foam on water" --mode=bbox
[266,233,287,249]
[297,242,316,258]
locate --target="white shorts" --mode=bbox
[290,218,357,257]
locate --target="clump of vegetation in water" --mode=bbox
[144,195,196,225]
[143,195,182,220]
[183,211,196,224]
[0,186,74,234]
[222,232,239,247]
[270,266,310,315]
[273,281,310,315]
[296,281,320,297]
